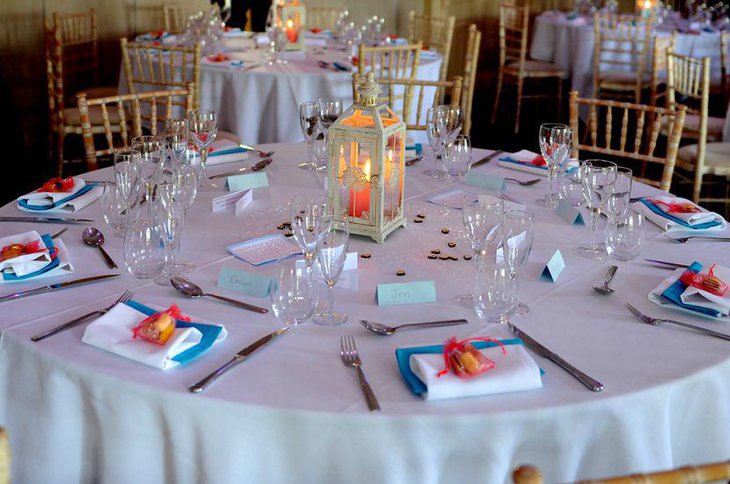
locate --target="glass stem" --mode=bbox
[590,209,599,251]
[547,168,555,203]
[200,148,209,181]
[306,140,314,164]
[326,283,335,316]
[146,184,154,217]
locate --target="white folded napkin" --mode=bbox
[205,140,249,166]
[17,178,103,213]
[0,231,53,277]
[633,197,727,234]
[682,264,730,316]
[82,303,226,370]
[497,150,549,177]
[648,263,730,318]
[409,344,542,401]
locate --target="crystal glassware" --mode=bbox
[131,135,166,216]
[538,123,572,208]
[101,184,128,237]
[473,252,517,325]
[153,180,190,284]
[123,218,166,279]
[188,109,218,191]
[298,101,320,170]
[433,105,464,181]
[502,209,534,315]
[290,195,330,267]
[605,166,633,221]
[577,159,618,259]
[607,212,645,263]
[559,158,583,207]
[318,98,343,133]
[113,148,141,223]
[462,194,504,260]
[165,118,189,168]
[312,217,349,326]
[443,134,472,182]
[425,106,443,178]
[270,257,317,325]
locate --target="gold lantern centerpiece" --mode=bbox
[327,72,406,243]
[272,0,306,51]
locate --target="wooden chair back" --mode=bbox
[358,42,422,80]
[497,2,529,71]
[0,427,9,484]
[722,31,730,104]
[353,73,463,131]
[593,11,652,102]
[461,23,481,136]
[52,8,96,48]
[44,26,64,130]
[307,7,339,31]
[569,90,686,192]
[76,86,194,171]
[649,32,676,106]
[49,9,100,102]
[120,37,201,109]
[407,11,455,87]
[163,3,210,34]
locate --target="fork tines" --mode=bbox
[625,303,651,323]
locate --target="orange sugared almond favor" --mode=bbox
[132,304,189,346]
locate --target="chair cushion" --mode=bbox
[678,142,730,175]
[63,105,122,127]
[661,113,725,140]
[217,130,241,144]
[505,60,564,75]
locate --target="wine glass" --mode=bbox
[312,217,349,326]
[443,134,472,182]
[425,107,443,178]
[270,257,317,325]
[434,106,464,176]
[559,158,583,207]
[165,118,189,169]
[290,195,330,267]
[605,166,633,221]
[577,159,618,259]
[318,98,343,133]
[153,180,189,284]
[607,212,645,263]
[462,194,504,260]
[298,101,320,170]
[473,252,517,325]
[188,109,218,191]
[123,218,166,279]
[101,184,128,237]
[502,209,534,315]
[538,123,572,208]
[131,136,165,216]
[113,148,141,223]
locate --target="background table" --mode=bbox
[2,144,730,483]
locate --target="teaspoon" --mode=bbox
[82,227,118,269]
[593,265,618,295]
[171,276,268,314]
[360,318,468,336]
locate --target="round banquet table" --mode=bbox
[2,144,730,483]
[530,12,724,100]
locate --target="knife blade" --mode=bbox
[189,326,291,393]
[0,274,120,303]
[0,216,94,225]
[508,322,604,392]
[209,158,272,179]
[644,258,689,269]
[470,150,504,168]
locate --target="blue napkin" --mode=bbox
[2,234,60,281]
[210,147,248,157]
[499,157,547,171]
[639,199,722,230]
[660,262,723,318]
[395,339,527,397]
[17,183,97,211]
[125,300,224,365]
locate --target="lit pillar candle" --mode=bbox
[349,157,371,219]
[285,17,298,43]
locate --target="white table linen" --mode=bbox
[1,144,730,483]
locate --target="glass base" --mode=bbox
[575,244,608,260]
[536,196,559,208]
[153,263,194,285]
[512,302,530,315]
[312,310,348,326]
[298,161,319,171]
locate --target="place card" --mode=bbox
[540,249,566,282]
[554,198,585,225]
[464,171,506,192]
[227,234,301,266]
[376,280,437,306]
[212,189,252,214]
[217,266,273,298]
[227,172,269,192]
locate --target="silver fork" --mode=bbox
[31,289,134,342]
[504,177,541,186]
[671,236,730,244]
[340,335,381,411]
[625,303,730,341]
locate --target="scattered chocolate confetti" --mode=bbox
[439,255,450,260]
[277,224,286,230]
[448,256,459,261]
[416,214,426,219]
[284,232,293,237]
[413,218,423,223]
[463,254,472,260]
[427,254,438,260]
[396,269,406,276]
[431,249,441,255]
[441,228,450,234]
[447,241,456,248]
[360,253,372,259]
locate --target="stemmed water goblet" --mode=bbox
[443,134,472,182]
[425,107,442,177]
[270,257,317,326]
[318,98,343,133]
[188,109,218,191]
[433,105,464,181]
[577,159,618,259]
[605,166,632,222]
[131,135,165,217]
[298,101,320,170]
[312,217,349,326]
[502,209,534,315]
[290,195,330,267]
[153,178,190,284]
[165,118,189,169]
[538,123,572,207]
[462,194,504,261]
[606,212,645,263]
[113,148,141,224]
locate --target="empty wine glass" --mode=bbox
[270,257,317,325]
[425,107,443,178]
[290,195,330,267]
[577,159,618,259]
[538,123,572,207]
[607,212,645,262]
[123,218,166,279]
[312,217,349,326]
[433,105,464,181]
[443,134,472,181]
[502,209,534,315]
[188,109,218,191]
[462,194,504,260]
[131,135,165,216]
[153,181,190,284]
[101,184,128,237]
[605,166,633,221]
[318,98,343,133]
[113,148,141,223]
[473,252,517,325]
[298,101,320,170]
[165,118,189,168]
[559,158,583,207]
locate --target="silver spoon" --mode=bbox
[504,177,541,186]
[209,158,272,179]
[360,318,468,336]
[171,276,268,314]
[405,155,424,166]
[82,227,117,269]
[593,265,618,295]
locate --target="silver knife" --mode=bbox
[0,216,94,225]
[0,274,120,303]
[644,259,689,269]
[209,158,272,179]
[508,322,604,392]
[189,326,291,393]
[470,150,504,168]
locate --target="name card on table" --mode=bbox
[464,171,506,192]
[227,172,269,192]
[376,280,436,306]
[540,249,566,282]
[217,266,273,298]
[554,199,585,225]
[212,189,252,214]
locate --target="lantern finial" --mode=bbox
[356,72,380,107]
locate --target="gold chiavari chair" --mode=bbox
[163,3,213,34]
[593,11,652,103]
[0,427,9,484]
[649,33,676,107]
[358,43,422,111]
[407,11,455,88]
[569,90,686,193]
[51,9,100,90]
[491,2,565,133]
[307,7,339,31]
[461,23,481,136]
[76,86,194,171]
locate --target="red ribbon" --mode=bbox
[0,240,56,262]
[648,198,700,214]
[437,337,506,378]
[38,177,75,193]
[530,155,546,166]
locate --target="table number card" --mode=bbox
[212,189,252,214]
[540,249,566,282]
[554,199,585,225]
[217,266,273,298]
[464,171,506,192]
[227,234,301,266]
[227,172,269,192]
[376,280,437,306]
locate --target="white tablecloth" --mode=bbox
[2,144,730,483]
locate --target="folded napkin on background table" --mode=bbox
[82,300,227,370]
[17,177,102,213]
[203,140,249,166]
[497,150,548,176]
[396,339,542,401]
[635,196,726,233]
[0,231,56,278]
[649,262,730,318]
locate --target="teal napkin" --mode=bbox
[640,199,722,230]
[660,262,722,318]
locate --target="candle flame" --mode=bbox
[364,158,371,181]
[286,18,294,29]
